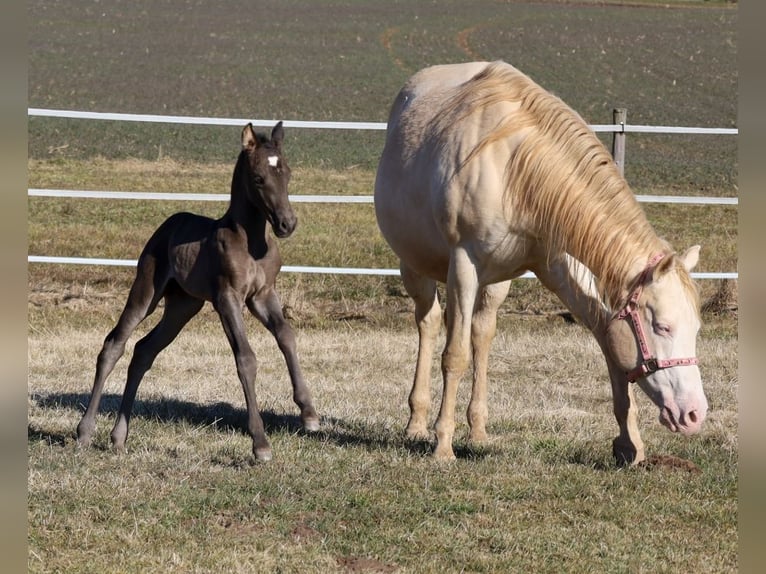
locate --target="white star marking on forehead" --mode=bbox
[268,155,279,167]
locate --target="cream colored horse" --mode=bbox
[374,61,707,464]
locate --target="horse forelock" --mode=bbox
[441,61,665,307]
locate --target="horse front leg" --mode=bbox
[533,254,644,465]
[607,358,645,466]
[434,247,478,460]
[467,280,510,444]
[216,290,272,462]
[400,265,442,440]
[247,289,319,432]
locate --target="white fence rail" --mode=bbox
[28,108,738,279]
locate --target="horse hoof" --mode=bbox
[254,447,273,462]
[433,451,457,462]
[433,444,457,461]
[405,425,430,441]
[467,431,489,444]
[302,417,320,433]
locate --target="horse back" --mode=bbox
[375,62,536,281]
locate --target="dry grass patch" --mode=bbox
[29,293,737,572]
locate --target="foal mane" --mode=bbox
[440,61,672,307]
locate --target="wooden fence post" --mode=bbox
[612,108,627,176]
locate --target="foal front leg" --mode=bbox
[216,290,272,462]
[247,289,319,432]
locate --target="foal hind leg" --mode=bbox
[77,264,162,447]
[400,264,442,440]
[247,288,320,432]
[467,280,510,444]
[110,289,204,450]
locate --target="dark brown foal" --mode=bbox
[76,122,319,462]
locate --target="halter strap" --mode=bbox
[615,253,698,383]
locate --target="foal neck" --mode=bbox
[225,152,269,234]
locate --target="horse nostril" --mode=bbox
[688,410,698,424]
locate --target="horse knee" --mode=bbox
[442,351,469,379]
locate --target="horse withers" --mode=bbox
[374,61,707,465]
[76,122,320,462]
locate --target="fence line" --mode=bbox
[28,107,738,279]
[27,107,739,136]
[25,256,737,280]
[28,188,738,206]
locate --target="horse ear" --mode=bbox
[271,121,284,149]
[654,246,700,280]
[242,123,257,150]
[679,245,701,272]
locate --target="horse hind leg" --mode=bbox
[400,264,441,441]
[247,289,320,432]
[110,288,204,451]
[467,280,510,445]
[76,261,163,447]
[435,247,479,460]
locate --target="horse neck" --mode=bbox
[559,183,667,310]
[224,153,268,237]
[518,162,667,310]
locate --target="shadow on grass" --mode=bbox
[29,391,496,460]
[28,391,304,449]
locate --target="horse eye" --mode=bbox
[253,174,264,185]
[653,323,671,336]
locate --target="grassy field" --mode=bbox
[28,1,738,572]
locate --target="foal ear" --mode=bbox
[241,123,257,150]
[271,121,284,149]
[679,245,701,272]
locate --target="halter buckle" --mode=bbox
[643,357,659,375]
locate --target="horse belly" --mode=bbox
[375,183,451,282]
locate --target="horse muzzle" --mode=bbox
[658,399,707,435]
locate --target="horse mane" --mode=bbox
[439,61,676,307]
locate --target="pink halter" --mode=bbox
[615,253,698,383]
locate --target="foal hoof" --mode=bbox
[302,417,320,433]
[75,434,92,448]
[254,447,273,463]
